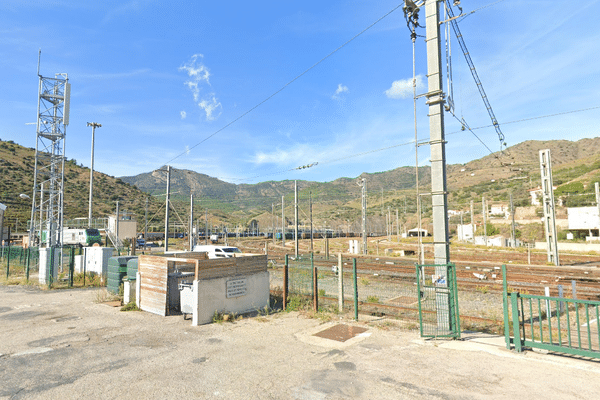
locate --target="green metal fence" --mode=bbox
[1,245,40,280]
[503,265,600,359]
[416,263,461,339]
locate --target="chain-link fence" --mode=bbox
[269,254,422,320]
[0,245,111,288]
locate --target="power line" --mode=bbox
[163,3,404,167]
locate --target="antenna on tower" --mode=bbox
[37,49,41,76]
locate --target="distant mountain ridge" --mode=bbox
[2,137,600,231]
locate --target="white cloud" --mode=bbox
[332,83,348,100]
[199,95,222,121]
[180,111,187,119]
[385,75,424,99]
[179,54,222,121]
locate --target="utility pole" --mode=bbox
[144,196,148,246]
[281,195,285,248]
[189,193,194,250]
[482,197,487,246]
[272,203,275,245]
[510,193,516,247]
[116,201,120,247]
[205,209,208,245]
[540,149,559,265]
[358,178,367,254]
[388,207,391,241]
[87,122,101,226]
[164,165,171,252]
[595,183,600,238]
[396,208,400,242]
[424,0,450,265]
[310,192,314,253]
[295,180,299,258]
[470,200,475,244]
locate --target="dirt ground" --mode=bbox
[2,284,600,399]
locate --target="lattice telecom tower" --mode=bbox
[29,63,70,248]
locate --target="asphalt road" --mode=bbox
[1,285,600,399]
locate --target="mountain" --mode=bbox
[3,137,600,233]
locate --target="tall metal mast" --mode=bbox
[29,53,70,249]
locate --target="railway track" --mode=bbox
[236,238,600,300]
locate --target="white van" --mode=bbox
[192,245,242,259]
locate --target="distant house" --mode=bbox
[529,186,561,206]
[490,203,509,218]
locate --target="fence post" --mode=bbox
[558,284,564,314]
[26,247,30,282]
[510,292,522,352]
[338,253,343,313]
[353,258,358,321]
[69,247,75,288]
[310,252,314,299]
[572,280,577,300]
[83,248,86,287]
[48,246,54,288]
[502,265,511,349]
[5,244,10,279]
[313,264,318,312]
[283,254,288,311]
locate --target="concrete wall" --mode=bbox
[535,241,600,253]
[192,271,270,326]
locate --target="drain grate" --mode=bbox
[313,324,368,342]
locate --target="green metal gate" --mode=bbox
[416,263,460,339]
[503,265,600,359]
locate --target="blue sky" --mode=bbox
[1,0,600,184]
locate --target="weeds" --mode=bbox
[94,288,121,304]
[367,295,380,304]
[286,295,312,312]
[212,310,235,323]
[120,302,140,312]
[476,285,490,294]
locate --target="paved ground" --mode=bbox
[1,285,600,399]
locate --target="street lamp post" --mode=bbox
[87,122,101,226]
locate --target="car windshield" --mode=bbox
[222,247,241,253]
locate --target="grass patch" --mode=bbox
[120,301,140,311]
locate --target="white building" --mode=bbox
[457,224,474,242]
[567,207,600,240]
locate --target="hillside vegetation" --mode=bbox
[2,137,600,234]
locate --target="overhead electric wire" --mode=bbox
[162,3,404,168]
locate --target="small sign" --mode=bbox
[226,278,247,298]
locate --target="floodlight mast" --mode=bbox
[87,122,101,226]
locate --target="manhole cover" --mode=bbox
[313,324,368,342]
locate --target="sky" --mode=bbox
[1,0,600,185]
